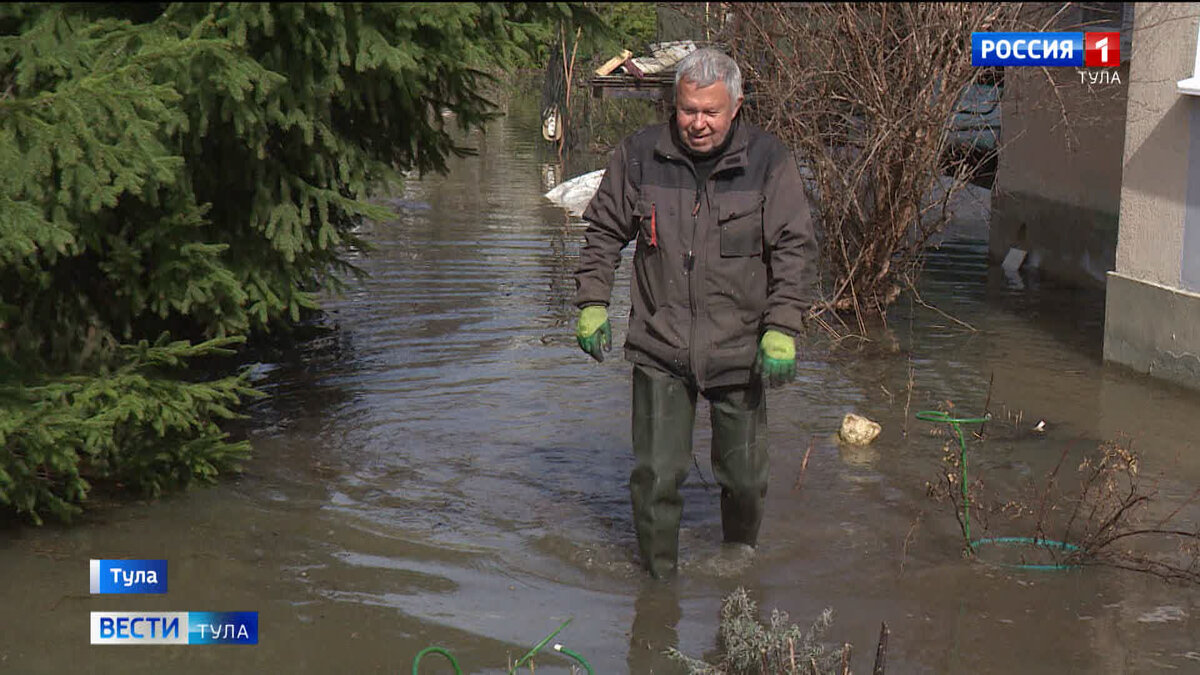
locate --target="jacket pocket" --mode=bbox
[718,193,763,257]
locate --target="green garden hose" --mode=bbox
[970,536,1080,571]
[510,618,572,672]
[917,410,1080,570]
[412,646,462,675]
[554,643,595,674]
[916,410,989,546]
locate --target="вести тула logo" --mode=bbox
[90,612,259,645]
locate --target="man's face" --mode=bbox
[674,77,743,154]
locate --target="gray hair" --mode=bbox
[674,48,743,101]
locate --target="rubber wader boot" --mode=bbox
[630,365,697,579]
[709,382,769,546]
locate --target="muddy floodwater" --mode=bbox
[3,101,1199,674]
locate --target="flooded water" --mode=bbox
[3,100,1199,674]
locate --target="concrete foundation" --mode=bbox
[990,191,1120,287]
[1103,4,1200,390]
[1104,272,1200,387]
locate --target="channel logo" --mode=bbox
[90,612,258,645]
[89,559,167,594]
[972,32,1120,67]
[1085,32,1121,67]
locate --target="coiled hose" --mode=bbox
[916,410,1079,570]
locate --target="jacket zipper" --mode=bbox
[688,187,700,384]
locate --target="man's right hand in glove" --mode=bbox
[576,306,612,362]
[756,329,796,387]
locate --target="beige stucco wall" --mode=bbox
[1114,3,1197,286]
[1103,3,1200,388]
[995,66,1127,213]
[989,4,1130,287]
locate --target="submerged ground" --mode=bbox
[1,101,1198,674]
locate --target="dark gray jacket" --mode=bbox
[574,118,817,389]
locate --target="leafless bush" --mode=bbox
[717,3,1024,331]
[1037,437,1200,583]
[928,429,1200,583]
[925,435,987,555]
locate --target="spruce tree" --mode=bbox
[0,2,588,522]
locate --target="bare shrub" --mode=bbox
[1042,437,1200,583]
[926,426,1200,583]
[718,3,1024,330]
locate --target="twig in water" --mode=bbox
[899,514,922,575]
[902,361,914,438]
[906,280,977,332]
[794,436,815,491]
[977,370,994,439]
[1033,438,1078,541]
[1153,485,1200,530]
[873,622,889,675]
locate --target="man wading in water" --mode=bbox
[572,48,818,579]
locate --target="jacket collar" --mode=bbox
[654,116,750,174]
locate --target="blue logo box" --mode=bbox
[89,559,168,594]
[972,32,1084,67]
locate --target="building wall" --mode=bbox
[989,4,1131,287]
[1103,3,1200,388]
[1113,3,1195,286]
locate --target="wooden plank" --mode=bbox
[603,88,663,101]
[588,71,676,100]
[594,49,633,76]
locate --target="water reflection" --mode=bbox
[629,581,683,674]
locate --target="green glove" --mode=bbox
[756,329,796,387]
[576,306,612,362]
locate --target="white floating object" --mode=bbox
[1002,247,1027,274]
[838,413,881,446]
[542,106,562,142]
[544,169,606,217]
[1137,606,1187,623]
[1033,420,1046,433]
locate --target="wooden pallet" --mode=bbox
[589,73,675,100]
